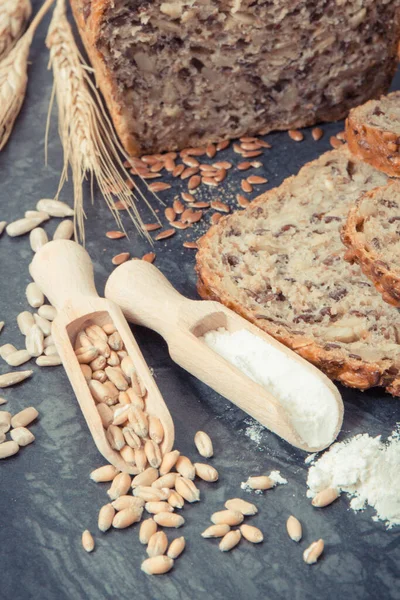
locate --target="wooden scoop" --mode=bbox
[105,261,344,452]
[30,240,174,473]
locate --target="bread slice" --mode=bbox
[346,91,400,177]
[70,0,400,156]
[342,181,400,308]
[196,146,400,396]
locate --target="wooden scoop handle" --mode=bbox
[105,260,192,336]
[30,240,99,310]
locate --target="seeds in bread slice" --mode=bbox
[346,91,400,177]
[342,181,400,307]
[196,146,400,396]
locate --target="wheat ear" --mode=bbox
[0,0,55,151]
[0,0,32,60]
[46,0,154,242]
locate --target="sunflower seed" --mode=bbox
[194,463,219,482]
[286,515,302,542]
[245,475,274,490]
[26,282,44,308]
[90,464,119,483]
[145,502,173,515]
[11,407,38,429]
[201,524,230,538]
[154,512,184,528]
[140,518,158,544]
[0,411,11,433]
[240,524,263,543]
[147,530,168,557]
[175,476,200,503]
[38,305,57,321]
[5,350,31,367]
[219,530,241,552]
[0,370,32,388]
[6,217,48,237]
[53,220,74,240]
[37,199,74,217]
[303,539,324,564]
[34,314,51,336]
[167,536,185,559]
[311,487,339,508]
[0,440,19,459]
[30,227,48,252]
[194,431,213,457]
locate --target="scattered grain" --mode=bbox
[219,529,241,552]
[225,498,257,516]
[311,487,339,508]
[286,515,302,542]
[303,539,324,565]
[240,524,263,543]
[141,555,174,575]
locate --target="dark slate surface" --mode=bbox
[0,5,399,600]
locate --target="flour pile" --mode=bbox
[306,428,400,528]
[202,328,339,448]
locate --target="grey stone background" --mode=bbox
[0,3,399,599]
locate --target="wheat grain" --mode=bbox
[0,0,32,60]
[0,0,54,151]
[46,0,155,241]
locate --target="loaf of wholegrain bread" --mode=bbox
[196,146,400,396]
[342,182,400,307]
[70,0,400,156]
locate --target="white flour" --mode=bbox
[202,328,339,448]
[306,428,400,528]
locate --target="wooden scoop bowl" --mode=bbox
[30,240,174,473]
[105,260,344,452]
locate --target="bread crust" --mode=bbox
[342,182,400,308]
[196,151,400,397]
[346,94,400,178]
[71,0,400,157]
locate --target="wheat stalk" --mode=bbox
[0,0,32,60]
[46,0,154,242]
[0,0,55,151]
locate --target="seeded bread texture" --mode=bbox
[346,91,400,177]
[342,182,400,307]
[70,0,400,156]
[196,146,400,396]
